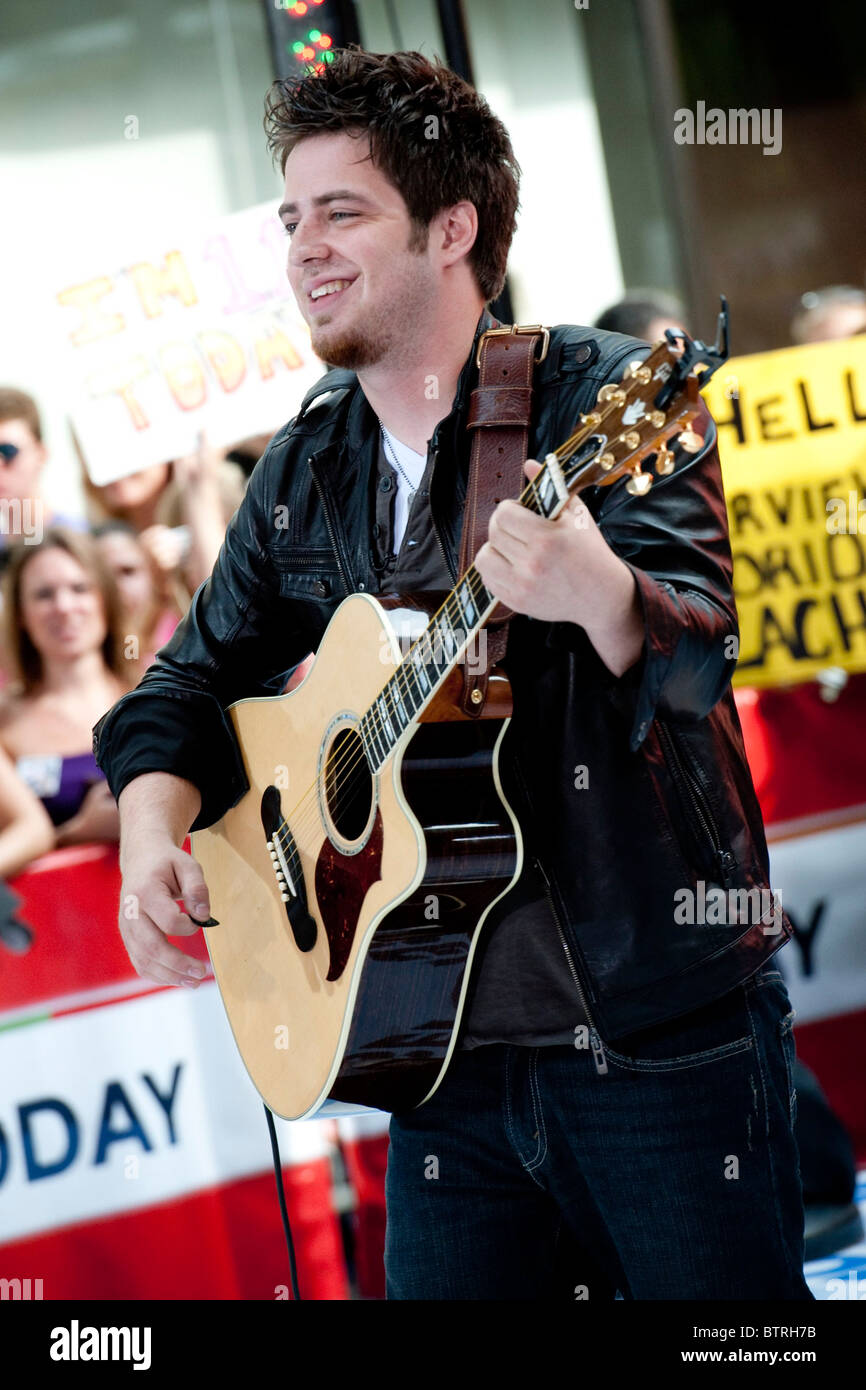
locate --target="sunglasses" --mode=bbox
[0,443,20,464]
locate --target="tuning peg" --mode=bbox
[677,429,704,453]
[624,362,652,384]
[581,411,602,428]
[597,384,626,406]
[598,452,616,471]
[626,470,653,496]
[655,448,675,476]
[648,410,666,428]
[620,430,641,450]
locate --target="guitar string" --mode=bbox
[267,361,685,858]
[269,384,688,864]
[271,391,691,865]
[265,411,663,866]
[265,459,576,866]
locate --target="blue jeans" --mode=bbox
[385,962,813,1299]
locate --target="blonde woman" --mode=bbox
[0,529,131,846]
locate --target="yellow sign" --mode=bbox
[701,336,866,688]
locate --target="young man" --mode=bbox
[93,48,812,1300]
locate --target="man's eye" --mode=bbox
[282,211,357,237]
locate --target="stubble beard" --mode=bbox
[309,307,393,371]
[308,247,436,371]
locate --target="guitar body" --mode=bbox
[191,592,522,1119]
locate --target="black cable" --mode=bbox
[264,1102,303,1301]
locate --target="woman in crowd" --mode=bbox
[83,432,246,599]
[0,746,55,874]
[92,521,179,675]
[0,528,130,846]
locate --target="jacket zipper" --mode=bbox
[309,462,354,596]
[427,442,459,585]
[656,720,730,875]
[534,855,608,1076]
[271,548,340,569]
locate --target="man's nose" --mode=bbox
[288,219,331,266]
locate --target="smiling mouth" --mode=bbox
[308,278,356,309]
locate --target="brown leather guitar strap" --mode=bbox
[458,325,546,716]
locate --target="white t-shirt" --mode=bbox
[381,426,427,552]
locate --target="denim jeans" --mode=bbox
[385,962,813,1299]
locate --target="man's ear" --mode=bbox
[434,201,479,266]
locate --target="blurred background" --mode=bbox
[0,0,863,1303]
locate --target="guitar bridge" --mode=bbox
[260,786,317,953]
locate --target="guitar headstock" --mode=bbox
[552,298,730,500]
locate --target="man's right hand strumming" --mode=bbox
[117,772,212,989]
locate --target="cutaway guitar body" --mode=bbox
[191,592,521,1119]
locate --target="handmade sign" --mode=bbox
[702,336,866,688]
[56,202,325,485]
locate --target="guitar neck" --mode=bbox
[359,458,573,770]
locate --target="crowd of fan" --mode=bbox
[0,281,863,876]
[0,387,258,878]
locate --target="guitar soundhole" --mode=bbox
[325,727,373,844]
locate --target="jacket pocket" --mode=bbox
[266,546,342,601]
[654,720,736,886]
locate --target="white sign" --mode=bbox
[55,202,326,485]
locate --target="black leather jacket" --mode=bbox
[93,307,790,1041]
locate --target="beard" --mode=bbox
[309,312,393,371]
[306,246,435,371]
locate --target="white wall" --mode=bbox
[0,0,281,516]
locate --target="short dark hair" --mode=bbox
[0,388,42,442]
[593,290,686,340]
[263,47,520,304]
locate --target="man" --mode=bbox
[93,48,811,1300]
[594,289,687,345]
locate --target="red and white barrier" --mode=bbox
[0,845,348,1300]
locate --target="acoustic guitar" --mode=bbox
[191,314,729,1118]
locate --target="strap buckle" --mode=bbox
[475,323,550,369]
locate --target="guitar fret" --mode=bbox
[362,710,386,766]
[389,677,409,730]
[458,579,476,624]
[410,649,430,695]
[376,694,396,747]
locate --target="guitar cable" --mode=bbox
[264,1102,303,1301]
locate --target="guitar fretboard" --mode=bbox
[358,461,569,771]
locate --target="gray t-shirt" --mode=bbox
[366,432,586,1048]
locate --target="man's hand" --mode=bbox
[475,458,645,677]
[120,837,212,988]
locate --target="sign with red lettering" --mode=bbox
[56,202,326,485]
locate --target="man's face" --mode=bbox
[281,130,440,371]
[0,418,46,503]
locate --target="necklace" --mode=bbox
[379,423,419,499]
